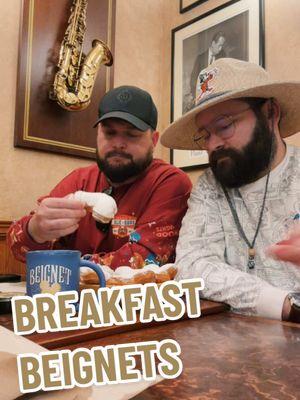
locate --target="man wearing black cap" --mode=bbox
[9,86,192,270]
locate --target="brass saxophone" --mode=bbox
[50,0,113,111]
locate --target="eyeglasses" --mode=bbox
[193,106,252,149]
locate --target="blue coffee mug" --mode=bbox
[26,250,105,296]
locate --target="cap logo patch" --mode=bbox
[117,90,132,104]
[195,67,218,105]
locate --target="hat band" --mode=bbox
[196,90,231,107]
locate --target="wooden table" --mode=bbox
[0,300,226,348]
[129,314,300,400]
[1,301,299,399]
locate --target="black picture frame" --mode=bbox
[171,0,265,170]
[180,0,209,14]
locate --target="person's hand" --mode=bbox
[266,225,300,266]
[27,197,87,243]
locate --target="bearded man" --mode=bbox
[161,58,300,323]
[9,86,191,270]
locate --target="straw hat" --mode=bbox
[161,58,300,150]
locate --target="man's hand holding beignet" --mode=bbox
[28,197,87,243]
[267,225,300,266]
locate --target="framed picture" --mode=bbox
[14,0,115,159]
[180,0,209,14]
[171,0,264,169]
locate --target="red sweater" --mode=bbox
[8,159,192,270]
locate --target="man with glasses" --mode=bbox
[161,58,300,322]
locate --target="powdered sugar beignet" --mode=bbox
[70,191,117,223]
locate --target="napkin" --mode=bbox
[0,326,163,399]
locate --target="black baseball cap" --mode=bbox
[93,85,157,131]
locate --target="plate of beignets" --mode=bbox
[80,264,177,290]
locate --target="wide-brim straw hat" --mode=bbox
[161,58,300,150]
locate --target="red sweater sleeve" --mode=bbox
[7,215,53,263]
[7,167,91,263]
[91,170,192,269]
[8,163,192,268]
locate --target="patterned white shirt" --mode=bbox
[176,145,300,319]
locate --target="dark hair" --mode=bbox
[241,97,270,114]
[241,97,282,131]
[242,97,268,110]
[211,31,226,43]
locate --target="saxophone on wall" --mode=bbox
[50,0,113,111]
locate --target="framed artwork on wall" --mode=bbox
[171,0,264,169]
[180,0,209,14]
[14,0,115,159]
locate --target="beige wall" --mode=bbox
[0,1,93,220]
[1,0,300,219]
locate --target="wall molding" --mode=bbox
[0,220,25,275]
[0,221,13,239]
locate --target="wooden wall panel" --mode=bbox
[14,0,116,158]
[0,221,25,276]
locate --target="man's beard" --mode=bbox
[96,149,153,184]
[210,115,276,188]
